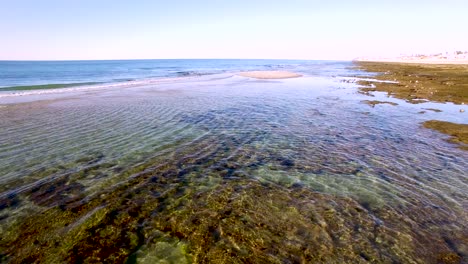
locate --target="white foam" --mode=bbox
[0,75,220,99]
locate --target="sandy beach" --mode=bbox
[238,71,302,79]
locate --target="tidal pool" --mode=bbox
[0,66,467,263]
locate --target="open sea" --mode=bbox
[0,59,347,91]
[0,60,467,263]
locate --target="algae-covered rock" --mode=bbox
[354,62,468,105]
[423,120,468,150]
[362,100,398,107]
[130,241,190,264]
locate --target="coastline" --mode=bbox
[354,60,468,150]
[353,61,468,105]
[354,56,468,65]
[0,74,234,104]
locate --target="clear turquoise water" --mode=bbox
[0,61,466,263]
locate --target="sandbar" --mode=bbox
[238,71,302,79]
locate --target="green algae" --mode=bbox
[1,146,466,263]
[362,100,398,107]
[354,62,468,105]
[423,120,468,150]
[1,101,467,263]
[131,241,190,264]
[354,61,468,152]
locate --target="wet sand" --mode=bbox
[238,71,302,79]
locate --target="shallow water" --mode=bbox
[0,62,467,263]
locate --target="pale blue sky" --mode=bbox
[1,0,467,60]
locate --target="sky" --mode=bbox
[1,0,467,60]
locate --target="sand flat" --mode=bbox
[238,71,302,79]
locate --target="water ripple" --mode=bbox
[0,73,467,262]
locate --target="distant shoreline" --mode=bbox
[354,53,468,65]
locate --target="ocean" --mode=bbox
[0,59,352,91]
[0,60,466,262]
